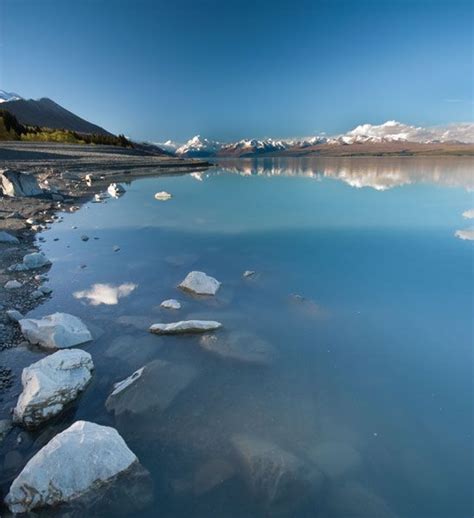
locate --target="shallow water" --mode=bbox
[1,157,473,517]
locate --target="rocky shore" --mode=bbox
[0,143,210,385]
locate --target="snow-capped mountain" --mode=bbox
[0,90,23,103]
[158,121,474,157]
[331,120,474,145]
[176,135,222,157]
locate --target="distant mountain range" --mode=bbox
[0,91,111,136]
[158,121,474,157]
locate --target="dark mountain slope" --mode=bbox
[1,98,111,135]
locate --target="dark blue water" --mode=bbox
[1,157,473,517]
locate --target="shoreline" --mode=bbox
[0,142,212,358]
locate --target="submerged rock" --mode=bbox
[199,331,275,365]
[149,320,222,335]
[154,191,172,200]
[0,169,43,197]
[0,231,19,244]
[160,298,181,310]
[193,458,236,496]
[308,442,362,480]
[19,312,93,349]
[178,271,221,296]
[13,349,94,428]
[231,434,324,515]
[105,359,198,418]
[5,420,152,514]
[325,482,397,518]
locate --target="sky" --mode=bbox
[0,0,472,142]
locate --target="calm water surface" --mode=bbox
[1,157,473,517]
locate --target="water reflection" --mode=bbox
[455,228,474,241]
[73,282,137,305]
[215,157,474,191]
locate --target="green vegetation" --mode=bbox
[0,110,133,147]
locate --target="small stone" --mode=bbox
[160,299,181,310]
[243,270,256,278]
[149,320,222,335]
[178,271,221,296]
[81,235,89,242]
[0,231,19,244]
[31,290,44,299]
[113,245,120,252]
[154,191,172,200]
[7,309,24,322]
[39,285,53,295]
[5,280,22,290]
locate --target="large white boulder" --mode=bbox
[0,169,43,197]
[13,349,94,428]
[160,298,181,310]
[19,312,92,349]
[178,271,221,296]
[5,421,151,514]
[149,320,222,335]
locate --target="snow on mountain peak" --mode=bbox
[0,90,23,103]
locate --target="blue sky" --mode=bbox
[1,0,472,141]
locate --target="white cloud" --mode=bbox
[455,228,474,241]
[462,209,474,219]
[73,283,137,305]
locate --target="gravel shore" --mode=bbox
[0,142,211,386]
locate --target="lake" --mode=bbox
[1,157,473,517]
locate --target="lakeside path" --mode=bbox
[0,142,211,358]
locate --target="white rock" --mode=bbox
[149,320,222,335]
[178,271,221,296]
[160,299,181,310]
[13,349,94,428]
[0,231,19,244]
[31,290,44,299]
[4,280,22,290]
[19,312,92,349]
[154,191,172,200]
[108,183,125,198]
[0,169,43,197]
[23,252,51,270]
[6,309,24,322]
[5,421,139,513]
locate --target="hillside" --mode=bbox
[1,98,111,135]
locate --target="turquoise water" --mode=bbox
[1,157,473,517]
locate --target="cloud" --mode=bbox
[462,209,474,219]
[73,283,137,305]
[339,120,474,144]
[455,228,474,241]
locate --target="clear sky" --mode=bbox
[0,0,472,141]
